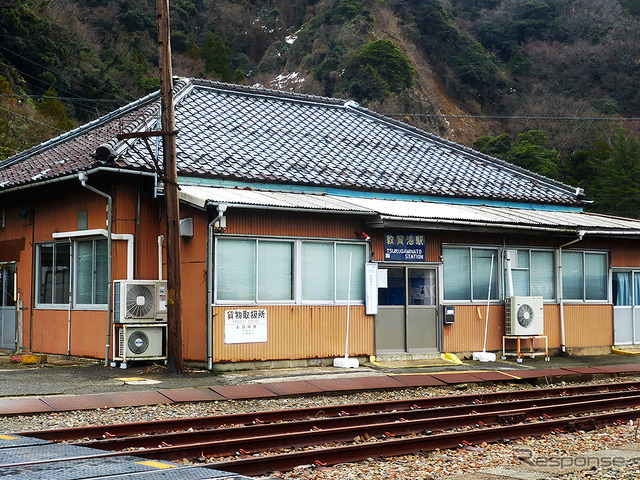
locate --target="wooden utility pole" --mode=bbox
[156,0,183,375]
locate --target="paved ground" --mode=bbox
[1,352,640,398]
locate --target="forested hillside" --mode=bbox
[1,0,639,216]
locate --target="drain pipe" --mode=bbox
[78,172,113,366]
[558,230,586,353]
[158,235,164,280]
[206,203,228,370]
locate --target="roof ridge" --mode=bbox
[190,78,346,107]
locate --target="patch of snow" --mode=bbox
[270,72,306,91]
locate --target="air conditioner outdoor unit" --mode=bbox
[113,280,167,323]
[506,296,544,336]
[118,326,164,359]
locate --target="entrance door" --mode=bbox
[613,271,640,345]
[375,266,439,353]
[0,264,16,350]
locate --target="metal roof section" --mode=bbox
[179,185,372,214]
[180,185,640,236]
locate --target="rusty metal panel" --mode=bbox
[211,384,278,400]
[158,388,226,402]
[390,375,447,387]
[225,210,365,239]
[0,398,52,415]
[41,394,115,412]
[564,304,613,348]
[610,239,640,268]
[211,305,373,362]
[263,381,324,396]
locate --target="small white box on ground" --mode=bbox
[333,357,359,369]
[472,351,496,362]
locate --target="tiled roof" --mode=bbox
[1,78,582,206]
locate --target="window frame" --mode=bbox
[506,248,557,301]
[442,245,501,304]
[35,238,108,310]
[35,242,72,309]
[74,238,109,310]
[561,250,609,303]
[213,235,368,306]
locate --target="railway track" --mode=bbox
[11,380,640,476]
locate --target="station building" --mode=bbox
[1,78,640,368]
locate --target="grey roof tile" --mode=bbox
[1,79,581,206]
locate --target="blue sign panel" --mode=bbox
[384,233,426,262]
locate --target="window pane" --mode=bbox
[302,243,334,301]
[76,241,93,304]
[531,251,555,299]
[258,241,293,301]
[613,272,632,306]
[55,244,71,304]
[443,248,470,300]
[512,270,530,296]
[515,249,529,268]
[94,240,108,304]
[336,244,365,301]
[562,252,583,300]
[472,249,498,301]
[217,239,256,301]
[585,253,607,300]
[378,268,405,306]
[39,245,54,304]
[635,273,640,307]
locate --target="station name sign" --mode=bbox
[384,233,426,262]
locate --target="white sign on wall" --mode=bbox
[365,262,378,315]
[224,309,268,344]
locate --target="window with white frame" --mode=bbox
[36,239,108,308]
[442,246,499,301]
[75,239,109,305]
[508,249,556,300]
[215,237,366,304]
[562,251,608,301]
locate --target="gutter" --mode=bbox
[0,167,157,196]
[206,203,228,370]
[558,231,586,353]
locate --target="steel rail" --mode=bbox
[76,388,640,451]
[205,408,640,476]
[82,392,640,461]
[16,380,640,442]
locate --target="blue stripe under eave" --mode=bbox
[177,177,584,213]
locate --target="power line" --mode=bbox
[384,113,640,122]
[0,44,133,103]
[0,94,123,103]
[0,105,66,133]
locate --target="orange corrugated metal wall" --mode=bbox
[210,305,372,362]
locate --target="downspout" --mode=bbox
[78,172,113,366]
[558,230,586,353]
[206,204,227,370]
[158,235,164,280]
[67,247,73,355]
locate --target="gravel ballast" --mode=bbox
[3,376,640,479]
